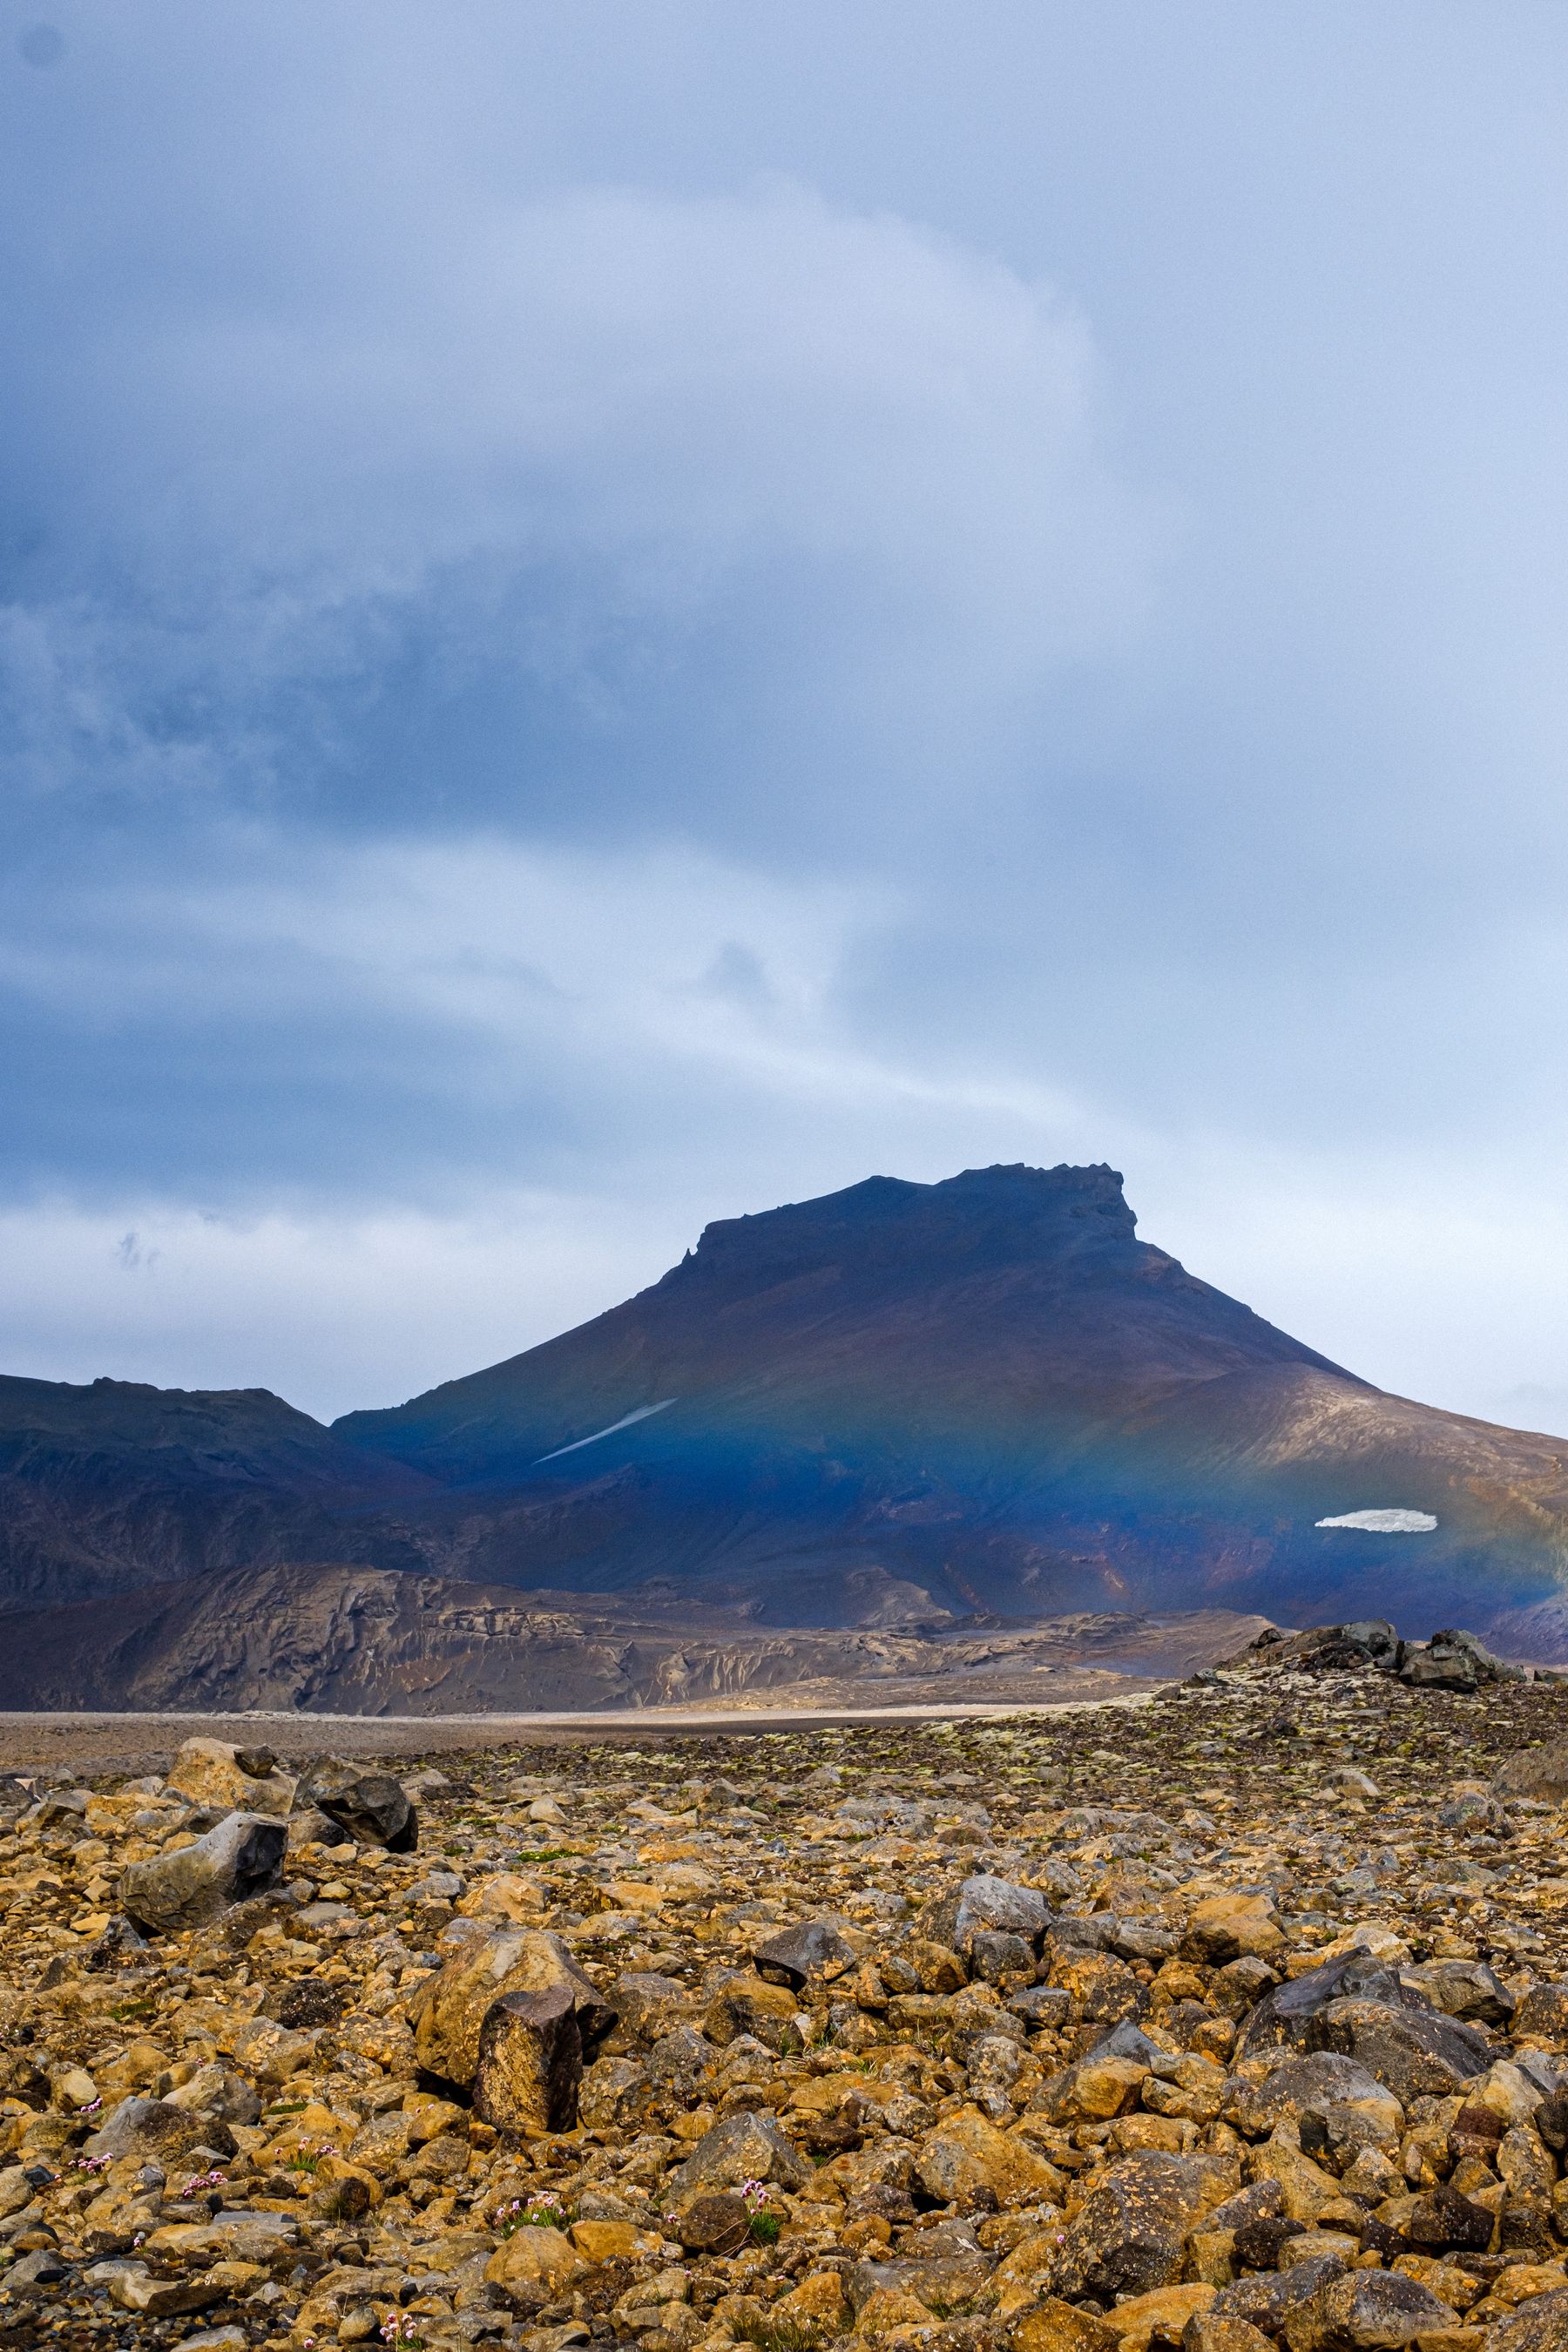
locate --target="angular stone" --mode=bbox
[1010,2300,1120,2352]
[665,2108,808,2200]
[1314,1998,1491,2103]
[920,1873,1053,1955]
[1404,1961,1515,2027]
[702,1971,803,2049]
[165,1737,295,1819]
[1109,2284,1216,2352]
[408,1927,612,2087]
[1225,2052,1402,2141]
[110,2269,224,2318]
[1238,1957,1421,2059]
[769,2269,852,2342]
[610,1970,695,2039]
[1515,1985,1568,2050]
[1183,2319,1278,2352]
[753,1917,857,1988]
[83,2097,237,2166]
[1208,2253,1351,2339]
[294,1757,416,1850]
[578,2055,651,2132]
[912,2105,1064,2205]
[119,1810,287,1934]
[483,2224,589,2307]
[473,1978,582,2132]
[1046,2151,1236,2300]
[1488,2288,1568,2352]
[1281,2268,1459,2352]
[1184,1896,1286,1965]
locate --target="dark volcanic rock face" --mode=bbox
[4,1162,1568,1654]
[0,1374,435,1609]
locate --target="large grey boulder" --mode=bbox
[119,1811,287,1935]
[1281,2267,1459,2352]
[917,1873,1052,1957]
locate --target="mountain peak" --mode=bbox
[666,1159,1137,1294]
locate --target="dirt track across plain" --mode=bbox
[0,1678,1167,1776]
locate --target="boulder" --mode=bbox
[1489,2288,1568,2352]
[1010,2301,1120,2352]
[1207,2254,1350,2339]
[483,2226,588,2308]
[673,2192,752,2254]
[1402,2181,1493,2252]
[1400,1645,1478,1693]
[1314,1997,1491,2102]
[408,1928,613,2088]
[1183,2321,1278,2352]
[164,1737,295,1819]
[473,1979,582,2132]
[753,1918,857,1988]
[83,2097,237,2166]
[1045,2150,1235,2300]
[911,2105,1064,2206]
[1223,2052,1402,2141]
[1402,1958,1515,2025]
[1237,1957,1427,2059]
[920,1873,1053,1955]
[119,1812,287,1935]
[1516,1985,1568,2049]
[702,1972,802,2050]
[1281,2268,1459,2352]
[665,2109,808,2200]
[1110,2286,1216,2352]
[1497,1745,1568,1804]
[1184,1896,1286,1965]
[578,2056,652,2132]
[294,1757,416,1850]
[611,1971,697,2039]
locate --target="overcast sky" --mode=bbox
[3,3,1568,1429]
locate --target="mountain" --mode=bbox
[0,1374,434,1610]
[2,1163,1567,1660]
[330,1162,1568,1645]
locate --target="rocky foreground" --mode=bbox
[10,1628,1568,2352]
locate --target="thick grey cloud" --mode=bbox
[2,3,1567,1423]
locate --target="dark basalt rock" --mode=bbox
[1236,1957,1427,2059]
[295,1757,417,1852]
[1312,1997,1492,2102]
[751,1917,857,1988]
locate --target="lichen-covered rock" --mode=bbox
[665,2108,808,2199]
[1281,2268,1459,2352]
[1045,2150,1235,2301]
[407,1926,612,2085]
[472,1978,582,2132]
[165,1736,296,1819]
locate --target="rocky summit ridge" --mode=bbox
[3,1164,1568,1700]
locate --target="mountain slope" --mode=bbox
[333,1163,1568,1645]
[0,1375,434,1609]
